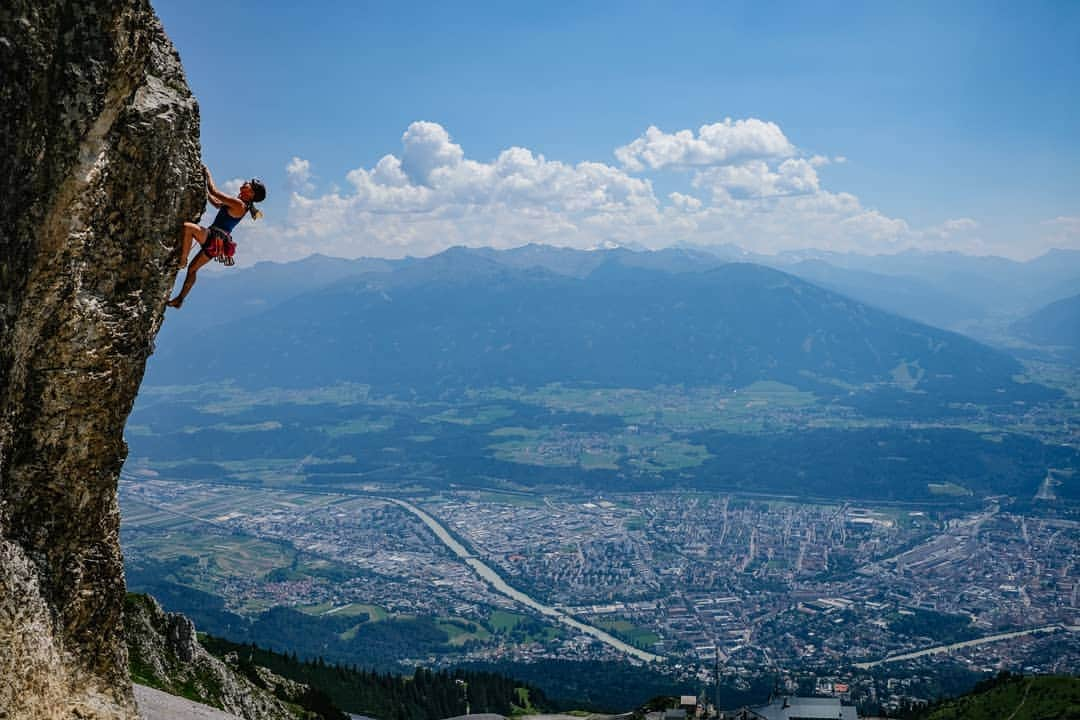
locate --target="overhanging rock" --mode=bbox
[0,1,203,716]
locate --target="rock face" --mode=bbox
[0,1,203,717]
[124,595,303,720]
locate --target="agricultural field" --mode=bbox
[124,375,1079,505]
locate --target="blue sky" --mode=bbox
[155,0,1080,262]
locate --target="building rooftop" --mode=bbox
[745,696,858,720]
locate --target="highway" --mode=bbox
[384,497,663,664]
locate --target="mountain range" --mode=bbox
[1011,292,1080,354]
[163,243,1080,339]
[691,244,1080,336]
[149,245,1067,406]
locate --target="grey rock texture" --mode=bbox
[0,1,203,717]
[124,595,303,720]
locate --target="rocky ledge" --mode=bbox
[125,594,308,720]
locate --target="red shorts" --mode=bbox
[201,227,235,262]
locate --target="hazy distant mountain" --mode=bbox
[1018,248,1080,294]
[149,248,1045,406]
[164,245,1080,342]
[159,244,728,347]
[458,243,727,278]
[162,253,394,341]
[777,248,1080,317]
[783,260,983,330]
[1011,293,1080,351]
[683,245,1080,334]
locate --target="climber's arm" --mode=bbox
[203,165,245,215]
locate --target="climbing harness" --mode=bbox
[204,226,237,266]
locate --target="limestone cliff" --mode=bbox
[124,595,310,720]
[0,1,203,717]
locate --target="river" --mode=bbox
[384,498,663,664]
[853,624,1079,669]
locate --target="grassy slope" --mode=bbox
[917,674,1079,720]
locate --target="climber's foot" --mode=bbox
[166,297,183,309]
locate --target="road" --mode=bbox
[384,497,664,663]
[853,624,1079,669]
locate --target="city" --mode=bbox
[120,475,1079,712]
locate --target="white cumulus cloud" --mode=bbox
[693,158,821,200]
[221,177,245,196]
[260,122,662,261]
[230,118,1057,264]
[400,121,465,186]
[669,192,703,211]
[614,118,796,172]
[925,217,979,238]
[286,156,315,194]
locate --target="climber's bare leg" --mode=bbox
[167,251,211,309]
[177,222,207,269]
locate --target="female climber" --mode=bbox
[166,165,266,309]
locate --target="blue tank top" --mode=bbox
[210,205,245,234]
